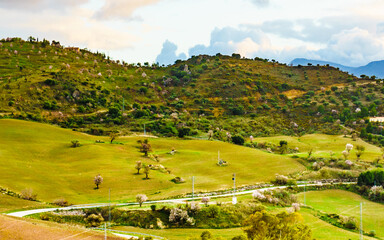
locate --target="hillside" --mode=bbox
[1,37,384,146]
[0,119,304,203]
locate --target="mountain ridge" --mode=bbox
[291,58,384,78]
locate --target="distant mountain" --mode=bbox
[291,58,384,78]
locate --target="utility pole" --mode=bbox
[304,181,306,205]
[144,123,146,135]
[232,173,237,204]
[192,176,195,201]
[104,222,107,240]
[360,202,363,240]
[108,188,111,227]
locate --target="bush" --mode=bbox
[368,230,376,237]
[21,188,37,201]
[84,214,104,227]
[342,217,357,229]
[231,135,245,145]
[53,198,69,207]
[71,140,80,148]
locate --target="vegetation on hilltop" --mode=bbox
[2,37,384,143]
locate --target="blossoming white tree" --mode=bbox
[136,194,148,207]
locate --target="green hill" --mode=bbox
[0,119,304,203]
[1,37,384,144]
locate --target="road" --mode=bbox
[7,182,356,218]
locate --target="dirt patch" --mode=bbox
[282,90,307,99]
[0,215,123,240]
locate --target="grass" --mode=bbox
[255,134,382,162]
[297,189,384,238]
[0,194,51,213]
[0,119,304,204]
[300,209,376,240]
[111,226,243,240]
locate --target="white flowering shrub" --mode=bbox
[252,190,266,200]
[201,197,210,206]
[345,160,353,166]
[346,143,353,152]
[292,203,300,212]
[169,208,194,225]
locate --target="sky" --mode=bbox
[1,0,384,66]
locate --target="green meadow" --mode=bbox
[255,134,382,161]
[0,119,303,204]
[297,189,384,238]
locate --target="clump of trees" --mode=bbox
[358,169,384,186]
[243,210,312,240]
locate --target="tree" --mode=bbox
[279,140,288,154]
[242,210,312,240]
[356,145,365,160]
[201,197,210,206]
[94,174,103,189]
[346,143,353,152]
[143,165,150,179]
[109,132,118,144]
[232,135,245,145]
[178,127,190,138]
[208,130,213,140]
[71,140,80,148]
[135,161,142,174]
[140,139,152,156]
[136,194,148,207]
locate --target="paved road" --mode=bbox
[7,182,356,218]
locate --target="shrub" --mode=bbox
[231,135,245,145]
[71,140,80,148]
[84,214,104,227]
[53,198,69,207]
[201,230,212,240]
[201,197,210,206]
[21,188,37,201]
[169,208,194,226]
[342,216,357,229]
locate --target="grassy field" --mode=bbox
[0,119,304,203]
[111,226,243,240]
[0,194,52,213]
[255,134,382,161]
[300,209,376,240]
[0,215,123,240]
[297,189,384,238]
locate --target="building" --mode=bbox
[369,117,384,122]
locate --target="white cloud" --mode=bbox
[94,0,160,20]
[0,8,137,51]
[0,0,89,10]
[316,27,384,66]
[156,40,186,65]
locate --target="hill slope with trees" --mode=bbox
[1,37,384,145]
